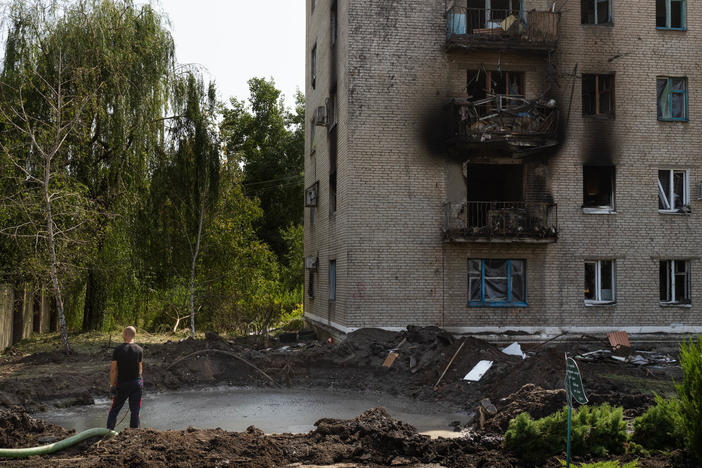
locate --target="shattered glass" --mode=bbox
[584,262,596,301]
[484,259,508,302]
[510,260,525,303]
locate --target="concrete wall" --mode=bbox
[304,0,702,335]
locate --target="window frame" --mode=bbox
[660,260,691,305]
[656,0,686,30]
[467,259,528,307]
[584,260,616,305]
[657,77,688,122]
[308,270,315,299]
[658,169,690,213]
[581,0,613,25]
[582,165,616,214]
[582,74,615,118]
[311,44,317,90]
[329,259,336,301]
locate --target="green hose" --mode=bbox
[0,428,118,459]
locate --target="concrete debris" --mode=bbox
[463,360,493,382]
[479,398,497,416]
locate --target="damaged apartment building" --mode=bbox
[304,0,702,337]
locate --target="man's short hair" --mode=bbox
[124,326,137,339]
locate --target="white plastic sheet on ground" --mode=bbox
[501,342,526,359]
[463,360,493,382]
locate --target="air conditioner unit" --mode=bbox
[305,256,319,270]
[305,182,319,207]
[313,106,327,126]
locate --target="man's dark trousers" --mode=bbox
[106,378,143,429]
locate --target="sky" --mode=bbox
[154,0,305,109]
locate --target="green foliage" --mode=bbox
[559,460,639,468]
[676,335,702,461]
[631,394,685,450]
[504,404,627,466]
[220,79,304,259]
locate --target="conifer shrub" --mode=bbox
[631,394,685,450]
[677,336,702,461]
[504,404,627,466]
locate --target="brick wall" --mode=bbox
[305,0,702,335]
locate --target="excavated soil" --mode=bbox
[0,326,686,466]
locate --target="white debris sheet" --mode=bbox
[463,360,493,382]
[501,342,526,359]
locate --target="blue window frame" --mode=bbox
[468,259,527,307]
[657,77,688,121]
[656,0,686,30]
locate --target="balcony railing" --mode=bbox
[449,95,559,154]
[444,201,558,242]
[447,7,559,51]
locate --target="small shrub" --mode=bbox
[631,394,685,450]
[505,404,627,466]
[677,335,702,461]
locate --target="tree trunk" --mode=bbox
[44,155,71,354]
[82,266,106,331]
[189,200,206,338]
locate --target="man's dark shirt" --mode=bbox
[112,343,143,383]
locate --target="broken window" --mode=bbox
[660,260,690,304]
[584,260,616,304]
[657,0,685,29]
[583,166,615,212]
[467,0,521,27]
[308,270,315,299]
[658,169,689,212]
[469,70,524,97]
[329,260,336,301]
[657,77,687,121]
[581,0,612,24]
[327,92,337,129]
[468,259,526,306]
[311,44,317,89]
[582,74,614,117]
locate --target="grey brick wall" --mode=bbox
[305,0,702,335]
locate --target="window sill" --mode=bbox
[660,302,692,308]
[468,302,528,308]
[656,27,687,31]
[582,114,615,120]
[584,301,616,307]
[658,118,688,123]
[659,209,691,215]
[583,207,616,215]
[581,22,614,27]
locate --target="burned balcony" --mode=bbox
[449,95,559,155]
[444,201,558,243]
[446,6,559,52]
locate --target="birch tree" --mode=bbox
[0,44,97,353]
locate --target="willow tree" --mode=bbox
[147,72,219,338]
[56,0,175,331]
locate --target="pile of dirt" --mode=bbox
[0,409,71,448]
[484,384,566,433]
[6,408,515,468]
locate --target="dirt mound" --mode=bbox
[0,410,71,448]
[5,408,517,467]
[485,384,566,433]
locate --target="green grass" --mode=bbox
[598,373,677,398]
[2,329,195,356]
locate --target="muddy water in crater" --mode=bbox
[40,387,468,434]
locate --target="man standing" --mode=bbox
[106,326,143,430]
